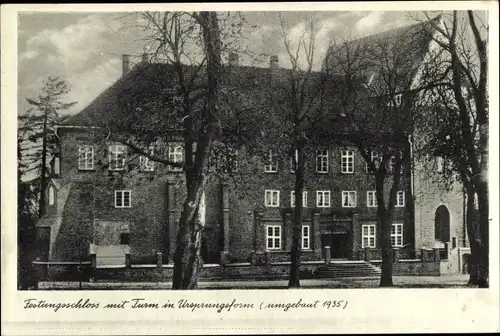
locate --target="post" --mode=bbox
[420,248,427,262]
[433,248,441,262]
[364,247,371,262]
[125,252,131,268]
[324,246,331,266]
[220,183,230,264]
[156,252,163,271]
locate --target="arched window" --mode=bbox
[434,205,450,242]
[48,186,55,205]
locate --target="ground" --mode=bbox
[36,275,471,290]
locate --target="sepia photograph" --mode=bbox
[2,2,499,335]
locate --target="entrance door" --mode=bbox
[321,231,348,259]
[331,233,348,258]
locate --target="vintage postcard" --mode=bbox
[1,2,499,335]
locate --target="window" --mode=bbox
[120,223,130,245]
[290,149,299,173]
[48,186,55,205]
[139,146,155,171]
[167,144,184,171]
[341,149,354,174]
[387,93,402,107]
[342,191,357,208]
[291,190,308,207]
[264,150,278,173]
[362,224,376,248]
[367,191,377,208]
[316,150,329,173]
[316,190,330,208]
[114,190,131,208]
[266,225,281,250]
[391,223,403,247]
[396,191,405,207]
[302,225,311,250]
[366,151,380,173]
[264,190,280,207]
[78,145,94,170]
[109,145,126,171]
[389,155,402,174]
[53,157,60,175]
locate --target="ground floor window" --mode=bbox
[266,225,281,250]
[391,223,403,247]
[302,225,310,250]
[362,224,376,248]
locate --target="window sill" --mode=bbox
[78,169,96,172]
[315,171,329,174]
[264,171,278,174]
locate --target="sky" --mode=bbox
[17,10,447,117]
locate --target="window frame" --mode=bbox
[396,191,405,207]
[108,145,127,171]
[78,145,94,171]
[290,149,299,173]
[139,146,155,172]
[342,190,357,208]
[366,151,380,173]
[264,150,278,173]
[362,224,376,248]
[114,190,132,208]
[341,149,354,174]
[301,225,311,250]
[391,223,403,247]
[367,191,377,208]
[315,150,329,174]
[316,190,331,208]
[291,190,308,208]
[48,186,55,205]
[167,143,184,172]
[266,225,282,250]
[264,190,280,207]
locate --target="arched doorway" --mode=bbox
[434,205,450,242]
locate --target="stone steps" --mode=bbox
[312,262,381,278]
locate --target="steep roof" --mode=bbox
[326,15,441,94]
[63,16,441,133]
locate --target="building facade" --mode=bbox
[34,17,469,273]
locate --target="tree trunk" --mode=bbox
[476,180,489,288]
[288,146,305,288]
[379,215,394,287]
[38,113,48,219]
[465,187,479,285]
[172,11,220,290]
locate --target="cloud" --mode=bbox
[18,14,125,115]
[355,11,385,33]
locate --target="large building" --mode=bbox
[34,17,469,274]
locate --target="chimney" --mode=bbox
[228,52,239,66]
[122,54,130,76]
[270,55,279,69]
[142,52,149,63]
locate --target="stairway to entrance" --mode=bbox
[313,260,381,278]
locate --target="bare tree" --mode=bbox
[327,24,428,286]
[273,16,335,287]
[414,10,489,287]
